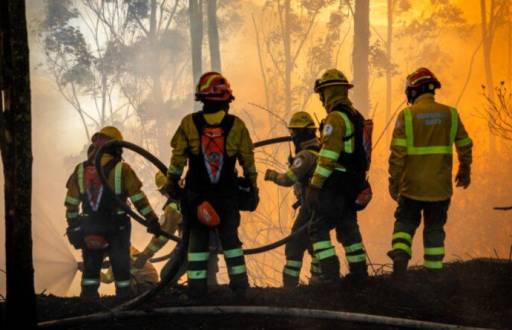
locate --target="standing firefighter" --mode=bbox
[388,68,472,275]
[305,69,370,282]
[166,72,258,299]
[265,111,322,287]
[64,126,160,300]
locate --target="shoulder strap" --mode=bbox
[192,111,207,132]
[77,163,86,194]
[221,114,236,136]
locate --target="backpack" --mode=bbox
[334,105,374,210]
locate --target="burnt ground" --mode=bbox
[15,259,512,329]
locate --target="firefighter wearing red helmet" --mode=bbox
[388,68,473,276]
[166,72,258,299]
[64,126,161,301]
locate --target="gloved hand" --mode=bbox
[389,180,399,202]
[66,224,83,249]
[164,175,181,200]
[264,169,278,182]
[455,165,471,189]
[305,185,321,210]
[133,251,152,269]
[77,262,84,272]
[146,216,161,235]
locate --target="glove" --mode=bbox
[146,216,161,235]
[389,180,399,202]
[264,169,278,182]
[133,251,151,269]
[164,175,181,200]
[305,185,320,210]
[455,165,471,189]
[77,262,84,272]
[66,224,83,249]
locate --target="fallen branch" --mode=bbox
[38,305,491,330]
[494,206,512,211]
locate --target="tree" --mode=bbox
[0,0,36,328]
[189,0,203,105]
[207,0,221,71]
[352,0,370,115]
[483,82,512,141]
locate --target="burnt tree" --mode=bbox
[0,0,36,328]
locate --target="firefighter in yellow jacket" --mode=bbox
[305,69,369,282]
[166,72,258,298]
[265,111,322,287]
[388,68,473,275]
[64,126,161,300]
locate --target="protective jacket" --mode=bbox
[168,110,257,193]
[65,154,159,229]
[389,93,473,201]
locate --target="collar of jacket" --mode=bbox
[413,93,435,105]
[300,137,320,151]
[100,154,114,166]
[322,85,352,113]
[203,110,226,125]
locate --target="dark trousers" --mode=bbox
[184,192,248,295]
[81,221,131,295]
[283,204,319,286]
[309,188,367,280]
[390,197,450,269]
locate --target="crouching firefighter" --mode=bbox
[264,111,322,287]
[166,72,259,299]
[64,126,161,300]
[305,69,373,283]
[388,68,473,276]
[133,172,219,287]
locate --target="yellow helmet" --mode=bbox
[314,69,353,93]
[96,126,123,141]
[288,111,316,129]
[155,171,168,190]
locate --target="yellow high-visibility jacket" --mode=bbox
[167,110,257,186]
[142,201,182,256]
[311,108,355,189]
[389,93,473,201]
[64,154,158,225]
[101,246,158,285]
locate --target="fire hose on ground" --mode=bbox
[37,305,492,330]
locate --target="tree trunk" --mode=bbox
[0,0,36,328]
[480,0,495,100]
[352,0,370,116]
[207,0,221,71]
[385,0,393,121]
[283,0,292,117]
[189,0,203,111]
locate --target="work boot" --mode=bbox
[283,274,299,288]
[388,251,409,278]
[114,286,134,303]
[80,287,100,303]
[345,271,368,285]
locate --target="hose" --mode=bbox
[37,305,491,330]
[94,136,303,257]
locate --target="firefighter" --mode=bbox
[388,68,473,275]
[133,172,219,286]
[166,72,258,299]
[264,111,322,287]
[305,69,369,283]
[64,126,161,300]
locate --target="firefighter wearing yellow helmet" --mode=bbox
[64,126,161,301]
[166,72,258,299]
[387,68,473,276]
[305,69,369,283]
[265,111,322,287]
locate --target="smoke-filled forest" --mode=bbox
[1,0,511,329]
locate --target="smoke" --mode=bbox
[1,0,511,296]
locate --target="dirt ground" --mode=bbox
[12,259,512,329]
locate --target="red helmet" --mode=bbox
[195,72,235,102]
[405,67,441,91]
